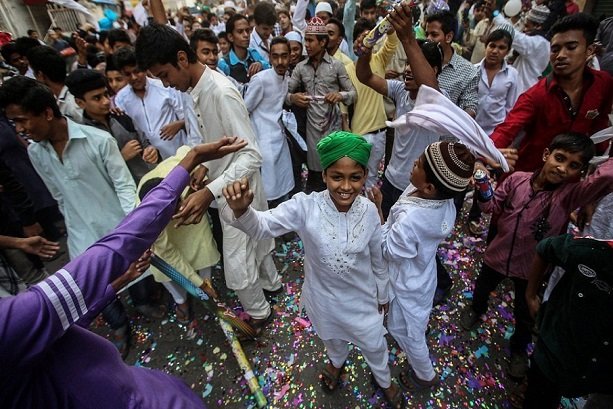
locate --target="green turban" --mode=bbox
[316,131,372,170]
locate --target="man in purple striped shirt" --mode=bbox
[0,137,246,409]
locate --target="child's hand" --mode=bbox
[367,186,383,207]
[378,302,389,315]
[222,178,253,218]
[142,146,158,164]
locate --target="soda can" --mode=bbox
[474,169,493,201]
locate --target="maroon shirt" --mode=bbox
[491,68,613,172]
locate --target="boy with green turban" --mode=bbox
[221,131,406,408]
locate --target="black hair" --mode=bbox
[550,12,599,45]
[426,11,456,36]
[254,2,277,26]
[353,18,375,41]
[327,17,346,38]
[65,69,107,100]
[270,36,290,51]
[218,31,228,41]
[113,46,137,71]
[417,40,443,76]
[0,42,19,63]
[548,132,595,167]
[278,9,291,19]
[27,29,37,36]
[15,37,42,57]
[138,177,164,201]
[107,28,132,49]
[248,15,256,24]
[105,55,120,73]
[27,46,66,84]
[485,29,513,48]
[190,28,218,53]
[226,14,249,36]
[360,0,377,11]
[474,1,485,10]
[98,30,109,45]
[135,23,197,70]
[0,76,62,118]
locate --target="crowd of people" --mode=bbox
[0,0,612,408]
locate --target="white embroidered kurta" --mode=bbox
[227,191,390,349]
[383,186,455,339]
[28,119,136,259]
[243,68,295,200]
[190,67,274,290]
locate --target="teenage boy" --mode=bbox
[190,28,220,70]
[426,11,479,118]
[360,0,378,23]
[243,37,295,206]
[491,13,613,173]
[135,0,282,335]
[27,45,83,123]
[0,42,34,78]
[114,46,200,159]
[0,76,137,356]
[349,19,400,189]
[492,5,551,94]
[249,2,277,63]
[65,69,158,183]
[218,14,270,84]
[286,17,356,192]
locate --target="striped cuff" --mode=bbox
[37,269,88,330]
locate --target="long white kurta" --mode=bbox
[227,191,390,349]
[190,67,274,290]
[383,186,455,340]
[243,69,295,201]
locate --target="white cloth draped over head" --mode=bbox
[386,85,510,172]
[590,126,613,165]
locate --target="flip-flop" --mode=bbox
[320,361,345,393]
[398,368,439,392]
[236,309,274,342]
[371,375,406,409]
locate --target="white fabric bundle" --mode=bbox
[386,85,510,172]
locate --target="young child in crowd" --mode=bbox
[65,69,158,184]
[373,141,475,391]
[222,131,405,408]
[461,133,613,379]
[104,57,128,101]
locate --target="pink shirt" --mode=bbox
[480,158,613,280]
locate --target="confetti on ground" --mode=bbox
[89,198,570,409]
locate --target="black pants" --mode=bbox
[471,263,533,353]
[380,175,403,221]
[208,207,224,259]
[523,358,562,409]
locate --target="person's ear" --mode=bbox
[586,43,596,60]
[542,148,550,162]
[177,50,189,68]
[445,31,454,44]
[44,107,54,121]
[423,182,437,196]
[75,97,87,110]
[321,169,327,184]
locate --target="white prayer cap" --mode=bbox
[315,2,333,16]
[223,1,237,11]
[285,31,303,44]
[503,0,522,17]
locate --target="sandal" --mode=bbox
[398,368,439,392]
[236,309,274,342]
[320,361,345,393]
[175,303,192,325]
[371,375,406,409]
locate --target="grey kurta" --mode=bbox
[287,52,356,171]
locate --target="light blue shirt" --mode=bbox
[28,118,136,259]
[217,48,271,78]
[475,59,519,136]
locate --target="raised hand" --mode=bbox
[172,188,214,227]
[222,178,253,218]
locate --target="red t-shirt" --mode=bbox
[491,68,613,172]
